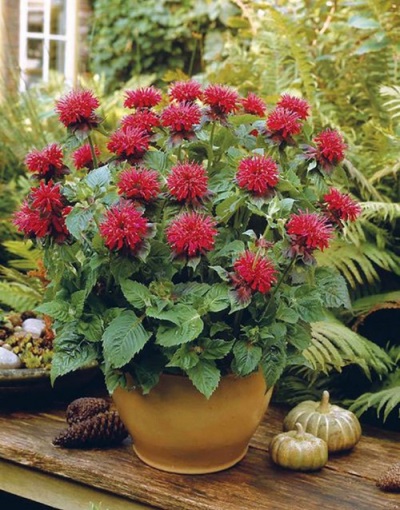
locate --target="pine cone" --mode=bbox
[53,411,128,448]
[66,397,110,425]
[376,462,400,492]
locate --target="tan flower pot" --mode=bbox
[112,371,272,474]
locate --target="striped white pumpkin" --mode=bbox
[283,390,362,452]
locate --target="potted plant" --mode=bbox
[14,81,360,473]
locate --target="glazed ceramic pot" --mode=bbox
[112,371,272,474]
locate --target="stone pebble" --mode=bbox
[22,318,46,336]
[0,346,22,369]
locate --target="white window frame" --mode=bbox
[19,0,78,90]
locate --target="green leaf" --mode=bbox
[287,323,312,351]
[293,286,325,322]
[187,359,221,398]
[216,195,244,223]
[315,268,351,309]
[200,338,234,360]
[77,315,104,342]
[35,300,71,321]
[111,257,136,283]
[348,15,380,30]
[261,343,287,388]
[102,365,127,395]
[71,290,87,317]
[276,302,300,324]
[143,150,168,172]
[232,340,262,376]
[102,310,151,368]
[85,165,111,189]
[120,279,152,309]
[65,207,94,239]
[50,343,98,385]
[203,284,230,312]
[167,345,200,370]
[155,305,204,347]
[210,265,230,282]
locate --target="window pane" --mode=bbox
[51,0,67,35]
[25,38,43,86]
[49,40,66,74]
[27,1,45,33]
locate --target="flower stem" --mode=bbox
[207,122,216,170]
[260,256,296,322]
[88,134,98,169]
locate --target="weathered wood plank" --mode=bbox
[0,405,399,510]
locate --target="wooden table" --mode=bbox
[0,400,399,510]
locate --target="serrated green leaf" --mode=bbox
[155,305,204,347]
[77,315,104,342]
[110,257,136,283]
[102,310,151,368]
[261,343,287,387]
[315,268,351,309]
[276,302,300,324]
[200,338,234,360]
[203,284,230,312]
[35,300,71,321]
[232,340,262,376]
[216,195,245,223]
[287,323,312,351]
[120,279,152,309]
[50,343,98,385]
[85,165,111,189]
[187,359,221,398]
[167,344,200,370]
[71,290,87,316]
[65,207,94,239]
[210,265,230,281]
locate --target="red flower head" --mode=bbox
[277,94,310,120]
[99,201,149,253]
[25,143,67,181]
[169,80,203,103]
[167,162,208,204]
[166,212,218,257]
[232,250,277,298]
[241,93,266,117]
[236,155,279,196]
[14,201,50,238]
[107,127,150,164]
[73,143,101,170]
[55,89,101,133]
[123,86,162,109]
[30,180,65,213]
[121,110,160,134]
[203,84,239,121]
[323,188,361,224]
[160,103,201,144]
[266,107,302,146]
[117,167,160,202]
[308,129,347,172]
[286,211,334,262]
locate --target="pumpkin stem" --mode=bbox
[317,390,331,413]
[295,422,305,438]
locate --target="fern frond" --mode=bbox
[2,240,40,270]
[352,291,400,316]
[342,159,386,201]
[316,240,400,289]
[369,160,400,184]
[360,201,400,222]
[0,281,42,311]
[380,85,400,119]
[305,320,393,377]
[349,379,400,422]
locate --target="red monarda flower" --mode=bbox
[241,93,266,117]
[323,188,361,223]
[166,212,218,257]
[107,127,150,163]
[203,84,239,120]
[55,89,101,132]
[311,129,347,171]
[25,143,67,181]
[169,80,203,103]
[232,250,277,295]
[286,211,333,259]
[30,181,65,213]
[14,201,50,238]
[73,143,100,170]
[121,110,160,134]
[167,162,208,204]
[277,94,310,120]
[266,107,302,145]
[123,86,162,109]
[161,103,201,143]
[236,155,279,196]
[117,167,160,202]
[99,201,149,253]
